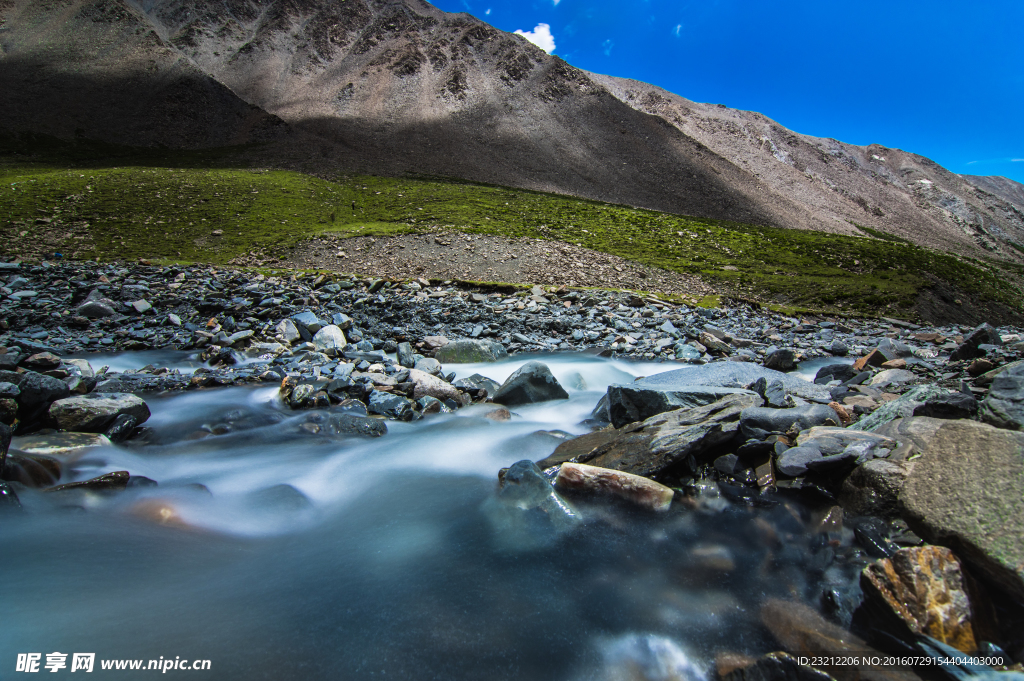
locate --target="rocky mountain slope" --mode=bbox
[2,0,1023,265]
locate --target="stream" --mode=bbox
[1,352,855,680]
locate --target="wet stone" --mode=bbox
[554,462,674,512]
[44,470,130,495]
[483,459,580,551]
[491,361,568,407]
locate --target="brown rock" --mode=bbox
[483,407,511,421]
[853,349,887,371]
[536,428,619,469]
[421,335,450,353]
[828,401,853,425]
[858,546,977,652]
[715,652,759,679]
[760,599,919,681]
[554,462,674,512]
[881,358,908,370]
[913,333,945,344]
[722,652,836,681]
[967,358,995,376]
[407,368,461,402]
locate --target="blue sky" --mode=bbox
[431,0,1024,184]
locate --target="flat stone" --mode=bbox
[434,339,508,363]
[607,383,757,429]
[853,385,950,432]
[739,404,841,440]
[776,446,824,476]
[48,393,150,433]
[554,462,674,512]
[899,420,1024,601]
[44,470,129,494]
[869,369,917,387]
[11,432,111,460]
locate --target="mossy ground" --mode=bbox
[1,146,1021,318]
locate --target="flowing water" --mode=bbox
[2,353,846,680]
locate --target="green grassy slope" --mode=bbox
[1,153,1021,317]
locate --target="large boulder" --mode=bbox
[48,393,151,433]
[312,325,347,356]
[950,322,1002,361]
[978,362,1024,430]
[739,404,841,440]
[492,361,568,406]
[899,420,1024,601]
[435,339,508,363]
[607,383,756,429]
[551,393,762,479]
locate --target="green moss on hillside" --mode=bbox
[1,155,1020,317]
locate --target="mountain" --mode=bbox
[962,175,1024,215]
[2,0,1023,264]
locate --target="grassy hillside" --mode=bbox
[1,151,1021,317]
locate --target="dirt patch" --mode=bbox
[915,274,1024,327]
[280,228,717,297]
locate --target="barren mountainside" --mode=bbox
[2,0,1023,264]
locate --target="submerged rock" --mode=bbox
[491,361,568,406]
[899,420,1024,601]
[483,459,580,551]
[554,462,674,512]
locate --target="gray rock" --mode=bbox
[15,371,71,408]
[606,383,757,429]
[407,369,461,403]
[776,446,824,476]
[912,392,978,420]
[979,362,1024,430]
[492,361,568,406]
[368,391,416,420]
[130,299,152,314]
[628,362,831,404]
[974,359,1024,387]
[814,363,858,384]
[413,357,443,376]
[48,393,150,433]
[77,300,116,318]
[331,313,353,330]
[291,310,322,333]
[876,338,913,361]
[869,369,918,387]
[950,322,1002,361]
[795,426,897,457]
[453,373,501,398]
[397,342,416,368]
[434,339,508,363]
[853,384,950,432]
[764,348,798,372]
[275,318,301,344]
[312,325,347,357]
[830,339,849,356]
[0,382,20,399]
[899,420,1024,601]
[739,404,841,440]
[323,413,387,437]
[558,393,762,478]
[839,458,914,518]
[483,459,580,551]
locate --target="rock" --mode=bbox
[839,459,914,518]
[22,352,61,371]
[554,462,674,512]
[130,299,152,314]
[483,459,580,551]
[830,340,849,356]
[407,368,461,403]
[482,406,510,421]
[453,373,501,398]
[876,338,914,361]
[912,392,978,420]
[764,349,797,372]
[722,653,836,681]
[563,393,762,479]
[854,385,950,432]
[105,413,139,443]
[853,350,887,371]
[434,339,508,363]
[367,391,416,420]
[857,545,980,653]
[0,421,10,473]
[967,358,996,376]
[0,479,21,510]
[0,382,19,400]
[44,470,130,494]
[739,405,841,440]
[776,446,824,477]
[607,383,758,429]
[15,370,71,408]
[312,325,347,356]
[76,300,116,318]
[700,330,732,355]
[979,362,1024,430]
[814,363,858,385]
[291,310,322,333]
[492,361,568,406]
[869,369,918,387]
[48,393,150,433]
[11,431,111,460]
[899,420,1024,601]
[760,599,919,681]
[950,322,1002,361]
[413,357,443,376]
[323,413,387,437]
[872,416,948,462]
[974,359,1024,387]
[421,335,449,352]
[397,342,416,368]
[880,358,907,370]
[275,318,301,344]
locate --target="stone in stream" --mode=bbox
[368,391,417,420]
[413,357,443,376]
[0,420,11,473]
[912,392,978,420]
[104,414,139,443]
[397,342,417,368]
[491,361,568,406]
[763,348,797,372]
[48,393,151,433]
[44,470,130,494]
[853,384,950,432]
[0,480,21,510]
[554,462,674,512]
[323,413,387,438]
[453,373,501,398]
[11,432,112,460]
[434,339,508,363]
[312,325,347,357]
[813,363,858,385]
[606,383,757,429]
[838,459,915,518]
[738,405,841,441]
[899,420,1024,601]
[483,459,580,551]
[978,362,1024,430]
[21,352,61,371]
[556,393,762,479]
[407,368,462,403]
[855,545,980,653]
[950,322,1002,361]
[14,370,71,408]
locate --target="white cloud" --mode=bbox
[673,23,682,37]
[602,39,614,56]
[515,23,556,53]
[968,158,1024,165]
[553,0,561,5]
[485,8,491,15]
